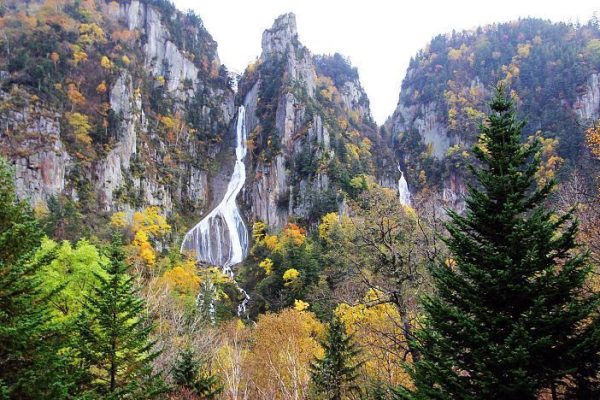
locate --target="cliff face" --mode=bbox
[0,0,233,226]
[238,14,396,228]
[387,19,600,207]
[0,92,70,205]
[0,3,394,235]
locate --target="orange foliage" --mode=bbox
[280,223,306,247]
[111,29,139,44]
[66,83,86,106]
[586,123,600,160]
[96,81,107,94]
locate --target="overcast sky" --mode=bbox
[173,0,598,124]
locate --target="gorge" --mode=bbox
[1,1,600,398]
[1,0,599,279]
[180,106,249,275]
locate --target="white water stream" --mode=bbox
[181,106,250,314]
[398,166,411,206]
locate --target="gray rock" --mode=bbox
[575,73,600,121]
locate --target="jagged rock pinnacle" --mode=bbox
[261,13,298,60]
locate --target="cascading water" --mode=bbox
[398,166,411,206]
[181,106,250,315]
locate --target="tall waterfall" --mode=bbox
[181,106,250,276]
[398,166,411,206]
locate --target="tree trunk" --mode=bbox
[392,292,420,362]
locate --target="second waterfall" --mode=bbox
[181,106,250,276]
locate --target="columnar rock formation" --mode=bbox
[3,2,599,249]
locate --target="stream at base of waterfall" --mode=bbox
[181,106,250,316]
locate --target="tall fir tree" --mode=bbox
[0,158,73,399]
[171,347,223,399]
[310,315,362,400]
[397,88,600,399]
[76,235,165,399]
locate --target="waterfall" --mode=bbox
[398,166,411,206]
[181,106,250,314]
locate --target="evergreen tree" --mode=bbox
[76,235,165,399]
[310,316,362,400]
[397,87,600,399]
[172,348,222,399]
[0,158,73,399]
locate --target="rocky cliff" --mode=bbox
[0,0,233,231]
[0,2,395,238]
[387,18,600,208]
[237,14,396,228]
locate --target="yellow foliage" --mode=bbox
[110,211,127,228]
[79,23,106,45]
[246,59,259,75]
[336,291,413,388]
[263,234,278,251]
[112,207,170,268]
[258,258,274,275]
[95,81,107,94]
[133,229,155,266]
[448,47,462,61]
[159,115,177,131]
[121,55,131,65]
[132,206,171,239]
[361,137,372,153]
[283,268,300,285]
[252,221,267,242]
[33,200,49,219]
[517,43,531,58]
[418,170,427,185]
[317,75,338,103]
[72,50,88,65]
[346,143,361,161]
[294,299,310,311]
[530,135,564,186]
[320,87,334,102]
[159,260,201,295]
[246,309,324,399]
[318,212,339,243]
[586,123,600,159]
[65,112,92,145]
[348,110,361,124]
[100,55,113,69]
[445,258,457,269]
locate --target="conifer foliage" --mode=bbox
[76,235,164,399]
[398,87,600,399]
[310,316,362,400]
[0,158,71,399]
[171,348,223,399]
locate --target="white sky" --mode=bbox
[173,0,598,124]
